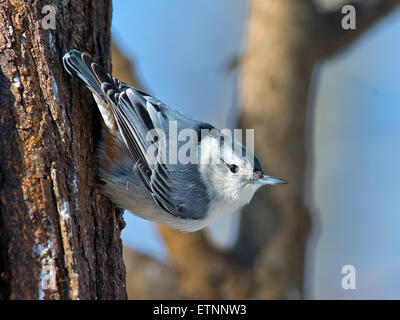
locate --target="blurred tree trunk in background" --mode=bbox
[237,0,316,298]
[153,0,399,299]
[0,0,126,299]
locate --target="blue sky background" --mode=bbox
[306,8,400,299]
[112,1,400,299]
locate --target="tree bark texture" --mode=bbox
[0,0,126,299]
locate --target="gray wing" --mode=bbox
[91,64,210,220]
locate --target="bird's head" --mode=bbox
[199,132,288,205]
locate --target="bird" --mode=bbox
[62,49,288,232]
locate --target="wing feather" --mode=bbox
[90,62,209,219]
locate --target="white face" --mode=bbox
[199,135,262,204]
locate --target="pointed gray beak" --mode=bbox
[256,174,288,185]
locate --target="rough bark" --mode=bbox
[0,0,126,300]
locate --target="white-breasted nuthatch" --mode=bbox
[62,50,287,232]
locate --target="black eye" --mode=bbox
[229,164,239,173]
[254,169,263,179]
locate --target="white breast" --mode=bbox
[204,185,257,223]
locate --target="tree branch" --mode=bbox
[314,0,400,58]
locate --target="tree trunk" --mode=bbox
[0,0,126,299]
[235,0,315,299]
